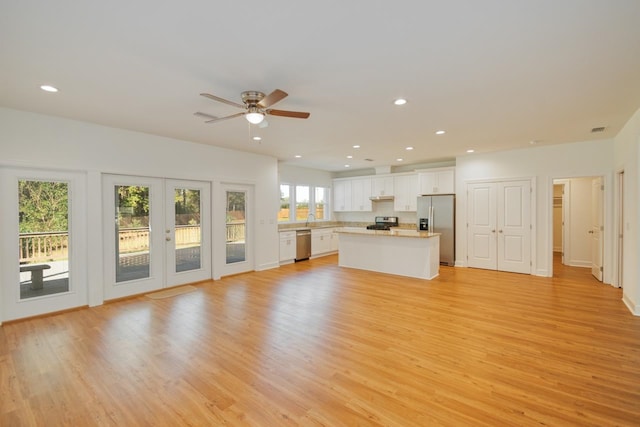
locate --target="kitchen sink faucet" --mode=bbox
[305,213,315,227]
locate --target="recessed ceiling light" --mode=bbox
[394,98,407,106]
[529,140,538,145]
[353,145,360,149]
[295,155,302,158]
[466,149,475,153]
[396,158,403,162]
[435,130,446,135]
[346,155,353,159]
[405,146,414,151]
[252,136,262,141]
[40,85,58,93]
[344,164,351,168]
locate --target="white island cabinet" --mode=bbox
[335,228,440,280]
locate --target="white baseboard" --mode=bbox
[257,261,279,271]
[622,293,639,316]
[535,268,550,277]
[567,260,591,268]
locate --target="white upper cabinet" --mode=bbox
[371,176,394,197]
[393,174,419,211]
[333,177,372,212]
[333,179,352,212]
[418,167,455,195]
[351,177,372,211]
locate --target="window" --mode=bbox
[279,184,290,222]
[278,183,330,223]
[315,187,327,220]
[295,185,309,221]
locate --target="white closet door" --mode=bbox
[497,180,531,274]
[467,182,497,270]
[467,180,532,274]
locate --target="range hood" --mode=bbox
[369,195,394,201]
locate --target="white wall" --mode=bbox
[279,164,333,188]
[0,107,280,311]
[614,107,640,315]
[455,139,614,279]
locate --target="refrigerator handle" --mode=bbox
[429,206,434,231]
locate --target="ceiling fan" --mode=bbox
[195,89,310,125]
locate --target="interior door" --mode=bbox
[1,168,87,322]
[467,180,531,274]
[165,179,211,286]
[591,177,604,281]
[467,182,497,270]
[219,183,253,277]
[497,180,531,274]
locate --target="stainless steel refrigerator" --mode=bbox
[417,195,455,266]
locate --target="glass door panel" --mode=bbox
[164,179,211,287]
[218,183,252,278]
[2,168,87,322]
[103,175,163,300]
[115,185,150,282]
[18,180,70,299]
[174,188,202,272]
[226,190,246,264]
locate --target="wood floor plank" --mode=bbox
[1,254,639,426]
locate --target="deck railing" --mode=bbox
[19,222,245,262]
[19,231,68,263]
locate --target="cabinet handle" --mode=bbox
[491,229,496,233]
[499,230,503,233]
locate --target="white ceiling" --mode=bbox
[2,1,640,172]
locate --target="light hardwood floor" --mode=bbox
[1,255,639,426]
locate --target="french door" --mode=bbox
[218,183,253,277]
[467,180,532,274]
[1,168,87,322]
[103,175,210,300]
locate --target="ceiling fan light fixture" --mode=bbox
[246,111,265,124]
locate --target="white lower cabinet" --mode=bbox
[279,231,296,263]
[330,229,339,252]
[311,228,335,256]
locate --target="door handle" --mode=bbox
[491,229,496,233]
[166,237,172,241]
[498,230,503,233]
[588,230,594,234]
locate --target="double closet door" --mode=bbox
[467,180,532,274]
[103,175,211,300]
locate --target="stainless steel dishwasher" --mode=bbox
[295,229,311,261]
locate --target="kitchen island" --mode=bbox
[335,227,441,280]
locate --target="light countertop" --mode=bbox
[335,227,440,239]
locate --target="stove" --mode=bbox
[366,216,399,230]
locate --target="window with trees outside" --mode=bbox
[278,184,330,223]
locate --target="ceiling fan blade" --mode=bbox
[204,112,245,124]
[266,109,310,119]
[194,111,219,120]
[257,89,288,108]
[200,93,245,109]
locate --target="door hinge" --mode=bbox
[600,266,603,272]
[530,261,532,266]
[530,224,532,230]
[601,184,604,191]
